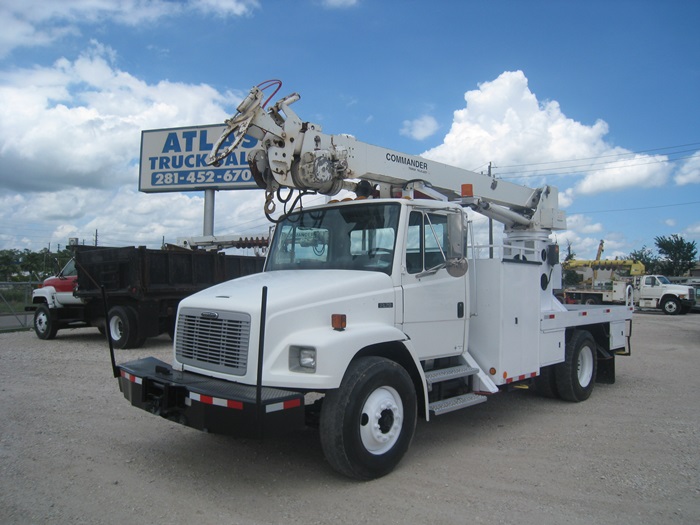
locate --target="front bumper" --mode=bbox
[118,357,304,437]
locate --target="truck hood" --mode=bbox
[179,269,396,318]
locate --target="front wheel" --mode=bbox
[555,330,597,402]
[34,304,58,340]
[662,297,681,315]
[319,357,417,480]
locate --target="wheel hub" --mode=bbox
[378,408,394,433]
[109,317,124,339]
[359,387,403,455]
[577,345,594,387]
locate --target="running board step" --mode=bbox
[424,365,479,390]
[429,393,487,416]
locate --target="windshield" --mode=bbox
[61,259,77,277]
[266,202,401,274]
[657,275,671,284]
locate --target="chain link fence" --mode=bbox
[0,281,38,332]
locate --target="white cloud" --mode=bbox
[400,115,439,141]
[192,0,260,17]
[0,1,259,58]
[674,153,700,185]
[566,214,603,234]
[559,187,575,208]
[423,70,671,198]
[321,0,359,7]
[575,154,671,195]
[0,41,240,193]
[684,223,700,238]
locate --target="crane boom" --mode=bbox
[208,84,566,232]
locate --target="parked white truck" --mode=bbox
[561,260,695,315]
[114,83,633,479]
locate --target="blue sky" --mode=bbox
[0,0,698,261]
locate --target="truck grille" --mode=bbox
[175,307,251,375]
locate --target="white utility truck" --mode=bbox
[561,259,695,315]
[114,84,633,479]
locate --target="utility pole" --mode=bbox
[94,229,98,247]
[488,162,494,259]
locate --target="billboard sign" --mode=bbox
[139,124,260,193]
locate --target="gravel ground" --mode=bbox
[1,311,698,524]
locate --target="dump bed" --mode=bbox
[75,246,264,300]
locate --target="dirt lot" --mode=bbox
[1,312,698,524]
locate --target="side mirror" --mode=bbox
[446,257,468,278]
[446,212,468,278]
[53,258,63,278]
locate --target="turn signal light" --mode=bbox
[331,314,346,331]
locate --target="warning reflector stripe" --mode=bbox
[121,371,142,385]
[266,398,302,413]
[505,371,538,384]
[189,392,243,410]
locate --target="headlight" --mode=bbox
[289,346,316,373]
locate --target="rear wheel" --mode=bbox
[34,304,58,340]
[108,306,141,349]
[320,357,417,480]
[555,330,597,402]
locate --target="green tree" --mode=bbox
[0,247,75,281]
[654,234,698,276]
[0,249,20,281]
[627,246,660,274]
[562,241,582,286]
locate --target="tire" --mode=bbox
[661,297,681,315]
[108,306,140,349]
[319,356,417,480]
[532,365,559,399]
[555,330,597,402]
[34,304,58,340]
[584,296,600,305]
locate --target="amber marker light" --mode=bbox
[331,314,347,331]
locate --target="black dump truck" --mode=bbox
[27,245,265,348]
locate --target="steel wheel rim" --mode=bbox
[577,345,594,387]
[35,311,48,333]
[359,386,403,455]
[109,316,124,340]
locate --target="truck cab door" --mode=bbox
[400,210,466,359]
[642,275,662,301]
[53,259,82,306]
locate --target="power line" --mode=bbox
[499,152,698,179]
[495,141,700,170]
[570,200,700,215]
